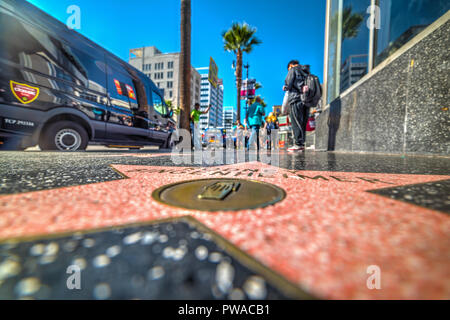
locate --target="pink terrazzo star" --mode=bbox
[1,161,449,299]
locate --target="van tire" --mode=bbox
[39,121,88,151]
[162,133,174,149]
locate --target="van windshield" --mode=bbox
[152,91,165,115]
[141,76,170,117]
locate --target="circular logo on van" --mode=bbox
[152,178,286,212]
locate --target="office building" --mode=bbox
[222,106,237,130]
[128,46,201,110]
[340,54,368,92]
[196,67,224,131]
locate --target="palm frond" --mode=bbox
[342,6,364,39]
[222,22,261,54]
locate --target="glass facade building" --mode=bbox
[324,0,450,105]
[197,71,224,131]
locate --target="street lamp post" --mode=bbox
[243,63,250,117]
[232,60,250,123]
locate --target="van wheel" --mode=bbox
[39,121,88,151]
[162,134,174,149]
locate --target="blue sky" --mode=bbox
[27,0,326,120]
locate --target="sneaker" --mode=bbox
[287,145,305,152]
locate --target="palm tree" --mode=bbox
[222,22,261,123]
[179,0,191,131]
[342,6,364,39]
[248,82,264,105]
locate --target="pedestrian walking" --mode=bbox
[264,112,279,149]
[231,121,245,149]
[284,60,309,152]
[245,97,265,151]
[190,103,211,150]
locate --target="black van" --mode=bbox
[0,0,175,151]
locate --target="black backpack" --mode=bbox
[295,67,322,108]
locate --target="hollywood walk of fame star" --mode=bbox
[0,161,449,299]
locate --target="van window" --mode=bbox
[152,91,168,116]
[107,67,139,110]
[62,45,107,94]
[56,43,108,93]
[0,12,106,93]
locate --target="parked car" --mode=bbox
[0,0,174,151]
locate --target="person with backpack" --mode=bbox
[284,60,322,152]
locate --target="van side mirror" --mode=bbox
[168,109,174,118]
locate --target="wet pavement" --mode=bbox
[0,150,449,299]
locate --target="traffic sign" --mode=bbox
[208,57,219,89]
[240,79,256,100]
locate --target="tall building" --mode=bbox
[196,67,224,131]
[128,46,201,110]
[222,106,237,130]
[340,54,368,92]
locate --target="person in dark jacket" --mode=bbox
[284,60,309,152]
